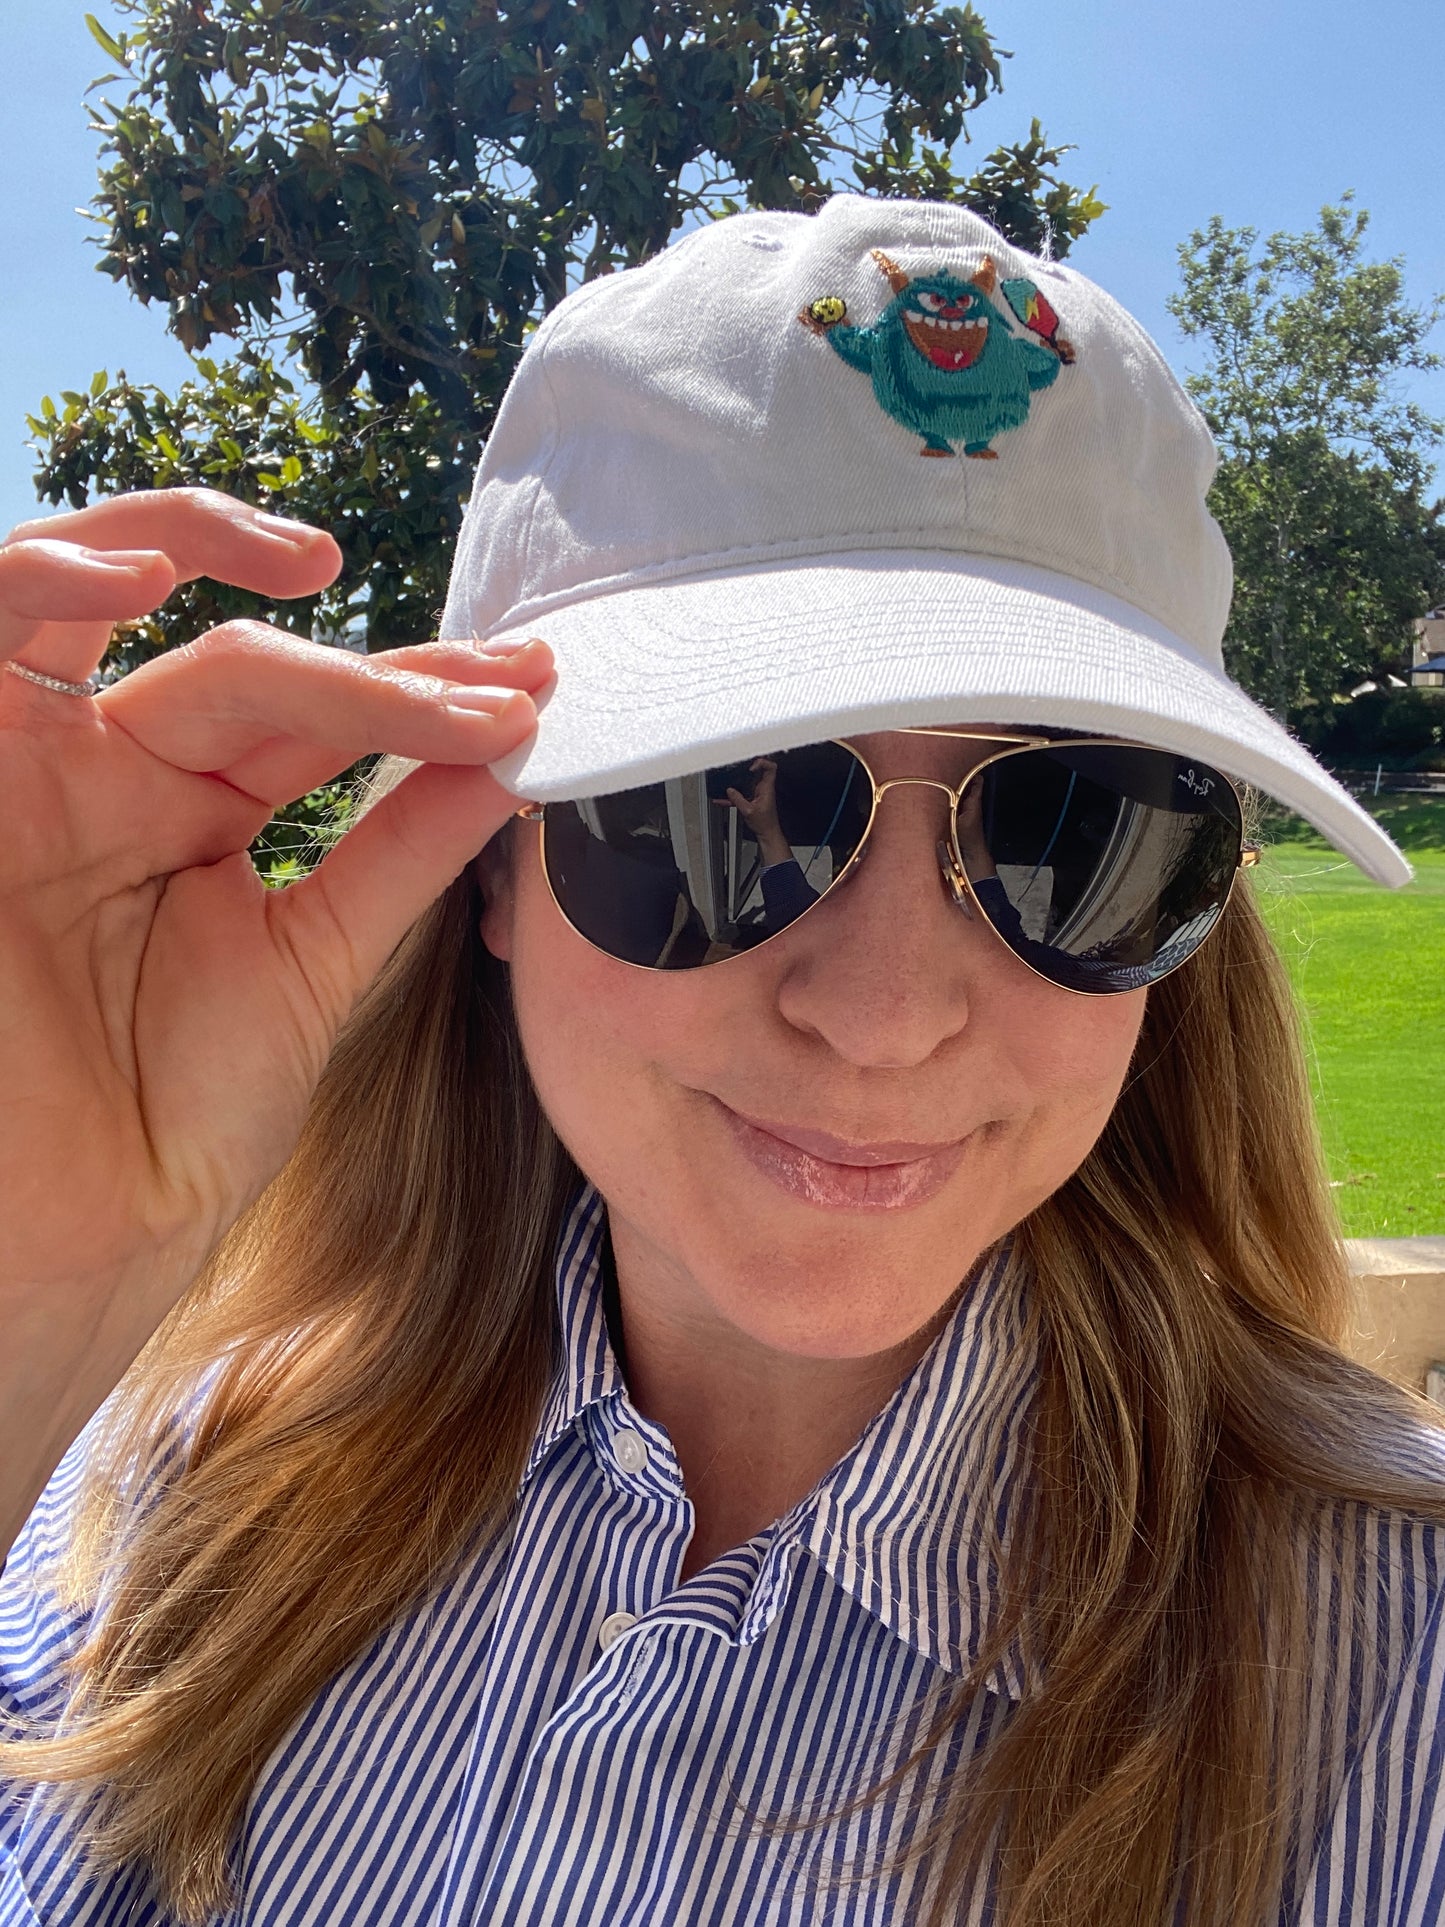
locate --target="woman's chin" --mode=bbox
[675,1210,989,1361]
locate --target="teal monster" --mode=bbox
[799,250,1076,459]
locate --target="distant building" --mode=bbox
[1410,610,1445,688]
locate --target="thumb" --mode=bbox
[271,761,520,1017]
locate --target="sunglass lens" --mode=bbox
[540,742,871,968]
[960,746,1243,992]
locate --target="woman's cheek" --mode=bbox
[506,867,694,1175]
[1014,986,1146,1173]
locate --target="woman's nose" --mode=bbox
[770,785,994,1069]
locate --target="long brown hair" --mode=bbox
[3,854,1442,1925]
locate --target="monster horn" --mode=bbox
[870,249,910,293]
[971,254,998,296]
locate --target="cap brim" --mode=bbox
[474,549,1411,888]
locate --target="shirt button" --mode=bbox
[612,1428,648,1476]
[598,1611,637,1653]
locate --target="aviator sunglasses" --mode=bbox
[518,731,1260,996]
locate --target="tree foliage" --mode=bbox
[36,353,473,664]
[1168,199,1445,726]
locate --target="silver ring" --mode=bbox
[4,660,102,698]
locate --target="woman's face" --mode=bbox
[481,730,1146,1361]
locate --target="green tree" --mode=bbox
[1168,198,1444,725]
[33,0,1102,668]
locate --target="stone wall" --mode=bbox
[1343,1237,1445,1400]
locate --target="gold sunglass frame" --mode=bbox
[518,729,1260,997]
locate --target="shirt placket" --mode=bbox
[432,1394,691,1927]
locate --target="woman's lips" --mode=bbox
[714,1102,970,1212]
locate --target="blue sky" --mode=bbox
[1,0,1441,540]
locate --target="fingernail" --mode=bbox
[447,686,530,714]
[477,635,546,657]
[252,512,316,542]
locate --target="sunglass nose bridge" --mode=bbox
[936,840,974,919]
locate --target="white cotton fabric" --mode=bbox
[441,193,1409,887]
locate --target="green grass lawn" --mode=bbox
[1250,792,1445,1238]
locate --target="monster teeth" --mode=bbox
[907,317,987,333]
[902,307,988,370]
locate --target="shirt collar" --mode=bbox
[796,1248,1035,1691]
[524,1185,621,1485]
[526,1184,1035,1693]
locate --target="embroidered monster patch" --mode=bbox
[798,250,1075,459]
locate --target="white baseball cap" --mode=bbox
[440,193,1409,887]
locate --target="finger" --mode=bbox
[270,760,526,1021]
[102,625,554,804]
[0,542,178,682]
[5,489,342,601]
[215,640,555,804]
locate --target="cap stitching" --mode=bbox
[480,527,1197,649]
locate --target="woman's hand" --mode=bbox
[722,757,794,868]
[0,489,550,1547]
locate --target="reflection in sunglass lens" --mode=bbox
[540,741,872,969]
[960,746,1243,993]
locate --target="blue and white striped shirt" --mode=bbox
[4,1185,1445,1924]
